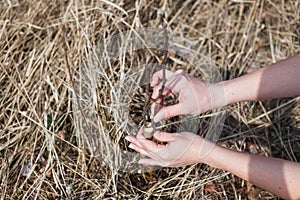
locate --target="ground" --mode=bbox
[0,0,299,199]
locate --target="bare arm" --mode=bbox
[224,54,300,105]
[208,55,300,198]
[204,144,300,199]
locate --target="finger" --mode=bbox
[128,143,150,157]
[136,127,146,139]
[137,137,163,153]
[138,158,162,166]
[153,131,176,142]
[175,69,185,74]
[150,102,162,119]
[151,69,174,87]
[151,84,171,99]
[134,128,164,152]
[125,135,143,148]
[153,104,182,123]
[152,71,185,99]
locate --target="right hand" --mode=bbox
[125,128,208,167]
[151,69,218,123]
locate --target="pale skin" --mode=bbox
[125,54,300,199]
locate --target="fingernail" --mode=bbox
[138,160,144,164]
[154,112,162,123]
[128,144,135,150]
[125,137,131,142]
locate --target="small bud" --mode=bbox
[143,127,154,138]
[154,98,162,104]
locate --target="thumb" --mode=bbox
[153,131,176,142]
[153,104,182,123]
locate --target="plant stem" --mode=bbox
[142,13,169,138]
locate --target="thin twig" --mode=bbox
[158,13,169,103]
[142,12,169,138]
[142,77,151,126]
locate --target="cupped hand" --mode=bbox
[125,128,207,167]
[151,69,216,123]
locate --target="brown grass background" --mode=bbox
[0,0,299,199]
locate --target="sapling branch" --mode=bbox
[158,14,169,102]
[142,13,169,138]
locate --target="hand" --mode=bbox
[125,128,208,167]
[151,69,219,123]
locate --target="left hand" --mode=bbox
[150,69,217,123]
[125,128,205,167]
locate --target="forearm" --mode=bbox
[223,54,300,105]
[203,145,300,199]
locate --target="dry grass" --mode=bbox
[0,0,299,199]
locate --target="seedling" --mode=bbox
[142,13,169,138]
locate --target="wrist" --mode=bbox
[223,79,240,106]
[222,72,261,104]
[201,143,248,173]
[219,79,242,106]
[201,143,224,168]
[193,137,221,166]
[206,82,227,109]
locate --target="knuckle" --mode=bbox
[164,108,172,118]
[152,70,162,79]
[156,69,163,75]
[175,69,184,74]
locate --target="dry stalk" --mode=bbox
[61,25,95,150]
[0,1,299,199]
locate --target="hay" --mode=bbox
[0,0,299,199]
